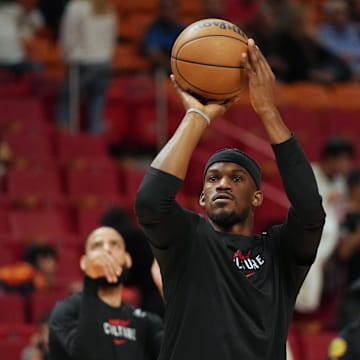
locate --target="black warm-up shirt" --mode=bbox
[135,136,325,360]
[49,277,163,360]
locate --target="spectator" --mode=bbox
[0,243,58,296]
[272,3,350,83]
[57,0,117,133]
[0,0,42,76]
[141,0,184,73]
[317,0,360,81]
[295,138,355,314]
[17,0,46,39]
[22,312,50,360]
[49,226,163,360]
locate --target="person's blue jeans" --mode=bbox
[57,62,112,133]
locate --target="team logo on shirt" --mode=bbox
[103,319,137,345]
[233,250,265,277]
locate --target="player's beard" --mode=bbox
[209,207,250,229]
[94,268,130,288]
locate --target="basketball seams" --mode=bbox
[172,58,245,96]
[172,34,248,60]
[171,58,245,69]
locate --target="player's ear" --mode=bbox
[199,191,205,208]
[125,252,132,269]
[80,255,87,271]
[252,190,263,208]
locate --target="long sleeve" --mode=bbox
[49,277,108,359]
[272,135,326,264]
[135,167,194,249]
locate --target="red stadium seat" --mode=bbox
[57,133,108,163]
[121,164,146,203]
[29,289,68,324]
[0,208,11,234]
[3,133,55,163]
[65,168,129,211]
[0,293,26,323]
[76,207,109,235]
[0,324,37,360]
[6,169,64,208]
[9,209,74,243]
[0,97,49,134]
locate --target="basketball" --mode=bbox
[171,18,248,103]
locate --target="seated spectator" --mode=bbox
[141,0,184,74]
[0,243,58,296]
[317,0,360,81]
[22,312,50,360]
[17,0,46,39]
[283,3,350,83]
[0,0,42,76]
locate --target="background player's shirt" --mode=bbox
[49,277,163,360]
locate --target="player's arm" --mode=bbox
[49,277,106,359]
[135,75,235,250]
[243,40,325,262]
[145,312,164,360]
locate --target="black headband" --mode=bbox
[203,148,261,189]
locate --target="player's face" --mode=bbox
[200,162,262,228]
[86,227,127,267]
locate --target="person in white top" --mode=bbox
[295,138,355,313]
[57,0,117,133]
[0,0,43,75]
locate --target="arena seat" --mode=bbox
[0,293,26,323]
[9,209,74,243]
[29,289,68,324]
[6,169,64,209]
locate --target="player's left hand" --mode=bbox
[242,38,277,117]
[170,74,237,123]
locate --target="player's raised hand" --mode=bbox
[241,38,277,117]
[82,251,122,283]
[170,74,236,122]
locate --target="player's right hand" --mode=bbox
[83,251,122,283]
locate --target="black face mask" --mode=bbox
[94,268,130,288]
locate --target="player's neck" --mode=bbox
[97,285,123,308]
[209,218,254,236]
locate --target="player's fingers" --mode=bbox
[241,52,255,75]
[102,254,120,283]
[247,38,260,71]
[170,74,184,96]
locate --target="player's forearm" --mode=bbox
[257,107,292,145]
[273,136,325,223]
[151,112,208,180]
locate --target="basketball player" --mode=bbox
[134,38,325,359]
[48,226,163,360]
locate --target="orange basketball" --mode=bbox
[171,18,248,103]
